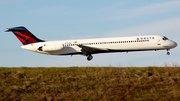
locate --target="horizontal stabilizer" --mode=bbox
[5,27,26,32]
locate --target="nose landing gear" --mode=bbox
[167,49,170,55]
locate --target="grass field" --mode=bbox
[1,66,180,101]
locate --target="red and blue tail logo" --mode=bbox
[5,26,44,45]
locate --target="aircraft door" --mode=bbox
[157,39,161,45]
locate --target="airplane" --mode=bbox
[5,26,177,61]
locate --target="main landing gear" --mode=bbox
[80,48,93,61]
[87,54,93,61]
[167,49,170,55]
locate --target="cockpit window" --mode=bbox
[162,36,168,40]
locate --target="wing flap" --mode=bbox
[77,44,109,53]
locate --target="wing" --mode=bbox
[77,44,109,55]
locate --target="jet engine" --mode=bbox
[38,44,63,52]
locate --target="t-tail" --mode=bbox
[5,26,44,45]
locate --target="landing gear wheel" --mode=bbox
[87,55,93,61]
[167,52,170,55]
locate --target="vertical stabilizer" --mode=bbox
[5,26,44,45]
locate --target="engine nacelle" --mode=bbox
[38,44,63,52]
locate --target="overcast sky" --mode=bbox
[0,0,180,67]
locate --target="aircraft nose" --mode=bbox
[170,41,177,48]
[173,42,177,47]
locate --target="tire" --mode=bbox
[87,55,93,61]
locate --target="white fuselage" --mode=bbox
[21,35,177,56]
